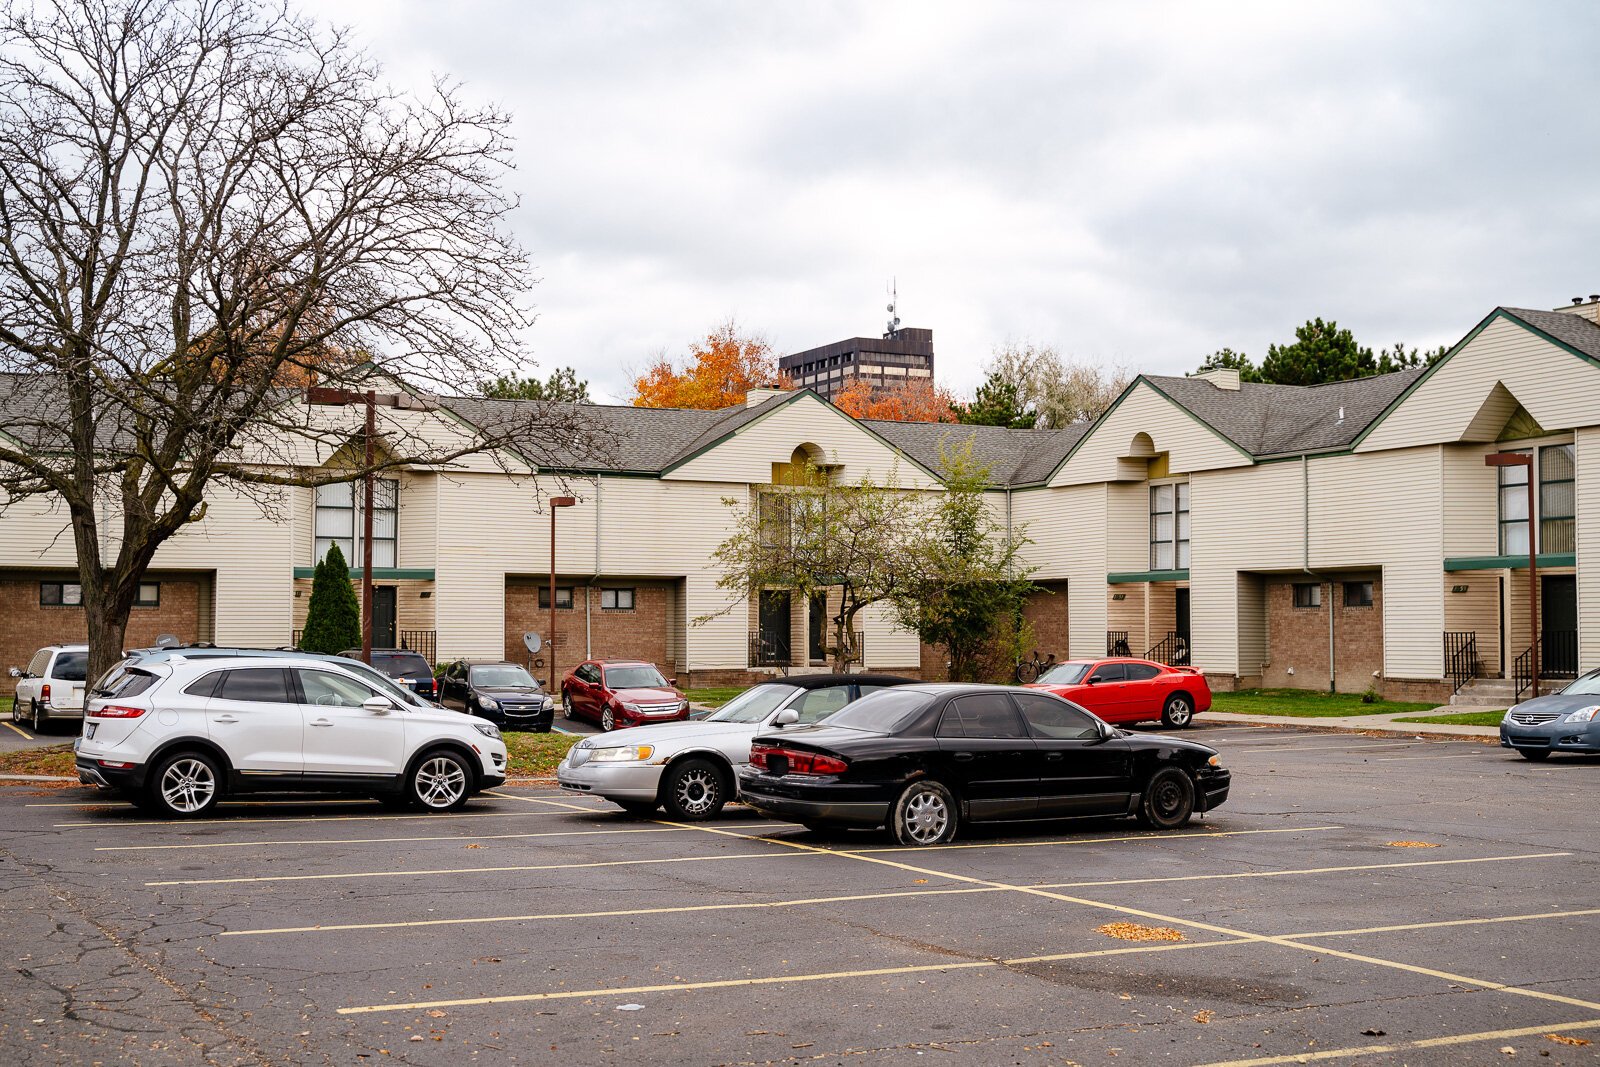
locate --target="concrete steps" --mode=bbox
[1451,678,1518,707]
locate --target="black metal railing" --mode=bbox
[749,632,791,670]
[1145,630,1190,666]
[1106,630,1131,657]
[1513,630,1579,701]
[1443,631,1479,695]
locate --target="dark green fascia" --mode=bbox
[1108,569,1189,584]
[1443,554,1575,572]
[292,567,436,580]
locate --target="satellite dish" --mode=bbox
[155,634,180,649]
[523,632,543,654]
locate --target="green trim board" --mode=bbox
[1107,569,1189,584]
[292,567,436,581]
[1443,554,1575,572]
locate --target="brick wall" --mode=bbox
[1263,576,1385,694]
[1,571,210,696]
[504,578,676,685]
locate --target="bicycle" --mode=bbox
[1015,649,1057,684]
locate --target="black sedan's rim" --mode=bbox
[1151,776,1186,820]
[903,790,949,844]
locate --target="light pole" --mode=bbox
[1485,452,1538,698]
[548,496,577,695]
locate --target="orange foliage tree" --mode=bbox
[632,319,791,409]
[833,378,959,423]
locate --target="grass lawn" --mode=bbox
[684,687,745,708]
[1208,688,1437,718]
[1393,710,1506,727]
[1,734,582,782]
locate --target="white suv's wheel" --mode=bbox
[148,751,222,818]
[409,750,472,812]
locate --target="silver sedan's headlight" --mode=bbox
[472,722,501,739]
[1562,705,1600,723]
[478,696,500,712]
[589,745,655,763]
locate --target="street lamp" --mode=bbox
[548,496,577,695]
[1485,452,1538,698]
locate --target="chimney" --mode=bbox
[745,386,790,408]
[1192,366,1242,390]
[1553,294,1600,325]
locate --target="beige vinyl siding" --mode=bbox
[1579,428,1600,667]
[1359,315,1600,453]
[1105,482,1150,574]
[397,471,437,569]
[291,486,314,567]
[1107,583,1146,653]
[1051,381,1250,487]
[856,601,921,669]
[1441,443,1498,557]
[664,395,941,488]
[1443,574,1500,677]
[1235,573,1267,681]
[1012,484,1108,659]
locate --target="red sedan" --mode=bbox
[561,659,690,731]
[1024,657,1210,728]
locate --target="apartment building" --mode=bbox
[2,300,1596,704]
[778,328,935,401]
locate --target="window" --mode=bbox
[218,668,292,704]
[184,672,225,698]
[1015,693,1101,740]
[26,650,50,677]
[1123,663,1161,681]
[938,694,1028,738]
[51,651,87,681]
[1149,482,1191,570]
[790,685,851,724]
[1498,444,1575,555]
[538,586,575,610]
[134,582,160,607]
[314,478,398,567]
[39,582,83,607]
[298,670,377,708]
[1089,663,1126,683]
[1293,583,1322,609]
[1343,581,1374,608]
[600,588,635,611]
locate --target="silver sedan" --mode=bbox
[556,674,912,820]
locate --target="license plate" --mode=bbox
[84,723,96,740]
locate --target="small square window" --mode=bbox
[601,588,635,611]
[1292,583,1321,609]
[40,582,83,607]
[135,582,160,608]
[537,586,574,610]
[1343,581,1374,608]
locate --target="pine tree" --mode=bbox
[300,543,362,653]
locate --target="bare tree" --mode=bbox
[985,341,1133,429]
[0,0,592,681]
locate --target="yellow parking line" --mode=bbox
[57,809,568,829]
[30,798,376,808]
[1372,753,1487,762]
[147,848,818,886]
[98,823,771,852]
[336,938,1244,1015]
[1198,1019,1600,1066]
[483,789,598,813]
[839,824,1342,855]
[3,721,32,738]
[1287,906,1600,940]
[220,851,1568,937]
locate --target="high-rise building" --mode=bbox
[778,328,935,401]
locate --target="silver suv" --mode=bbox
[74,654,508,818]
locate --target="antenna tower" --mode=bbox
[884,278,901,339]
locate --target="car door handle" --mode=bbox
[309,719,334,727]
[212,715,238,723]
[1045,752,1064,761]
[953,752,975,762]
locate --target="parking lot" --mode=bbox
[2,723,1598,1066]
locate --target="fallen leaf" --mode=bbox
[1547,1034,1592,1047]
[1097,922,1185,942]
[1500,1046,1516,1055]
[1386,840,1440,848]
[792,1043,813,1049]
[465,843,484,849]
[427,1010,446,1018]
[1193,1011,1214,1024]
[913,879,928,884]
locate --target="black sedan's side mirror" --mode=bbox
[773,708,800,727]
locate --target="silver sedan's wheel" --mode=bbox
[1162,694,1194,729]
[410,751,471,811]
[600,707,615,731]
[890,780,958,846]
[150,752,221,818]
[662,759,726,820]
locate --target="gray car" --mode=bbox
[1499,668,1600,760]
[556,674,914,820]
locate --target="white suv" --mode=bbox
[10,644,89,733]
[74,654,508,818]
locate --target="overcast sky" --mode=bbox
[333,0,1600,403]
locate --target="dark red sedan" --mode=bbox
[561,659,689,731]
[1024,657,1210,728]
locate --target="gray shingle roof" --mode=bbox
[441,395,738,472]
[1498,307,1600,363]
[861,419,1088,486]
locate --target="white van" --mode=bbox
[9,644,89,733]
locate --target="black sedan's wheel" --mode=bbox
[615,800,657,817]
[661,759,727,820]
[408,750,473,812]
[147,751,222,818]
[1161,694,1194,729]
[1518,748,1551,761]
[1136,767,1194,829]
[890,780,958,846]
[600,706,615,731]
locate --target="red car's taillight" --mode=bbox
[93,705,147,719]
[750,742,846,776]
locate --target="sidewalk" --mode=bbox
[1202,706,1502,742]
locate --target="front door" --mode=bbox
[1013,692,1134,816]
[1541,575,1578,678]
[295,667,408,776]
[204,667,304,774]
[1174,588,1191,664]
[808,593,828,664]
[759,590,791,666]
[372,586,397,648]
[933,693,1038,821]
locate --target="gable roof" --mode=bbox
[861,419,1088,486]
[1498,307,1600,364]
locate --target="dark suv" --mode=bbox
[339,648,438,701]
[439,660,554,732]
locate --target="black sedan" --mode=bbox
[737,683,1230,846]
[438,660,555,731]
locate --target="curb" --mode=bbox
[0,773,79,782]
[1203,717,1499,746]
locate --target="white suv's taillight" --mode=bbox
[93,705,147,719]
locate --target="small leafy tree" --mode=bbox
[632,319,790,409]
[959,370,1037,428]
[888,443,1038,681]
[833,378,959,423]
[483,367,592,403]
[299,544,361,654]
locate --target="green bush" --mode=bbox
[300,543,361,654]
[1360,687,1380,704]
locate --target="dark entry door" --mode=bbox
[1541,575,1577,678]
[1174,587,1191,664]
[372,586,397,648]
[808,593,828,664]
[758,590,791,666]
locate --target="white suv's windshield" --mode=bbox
[1561,669,1600,696]
[604,665,668,690]
[706,684,799,724]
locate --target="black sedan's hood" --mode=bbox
[478,685,545,697]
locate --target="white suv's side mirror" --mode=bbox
[362,696,395,715]
[773,707,800,727]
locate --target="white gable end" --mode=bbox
[1050,380,1250,487]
